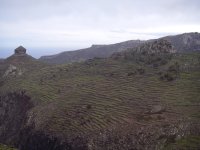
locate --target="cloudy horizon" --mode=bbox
[0,0,200,58]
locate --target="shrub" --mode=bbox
[160,72,177,81]
[168,62,180,73]
[86,104,92,109]
[127,72,136,76]
[137,68,145,75]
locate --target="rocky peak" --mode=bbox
[14,46,26,55]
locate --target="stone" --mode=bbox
[15,46,26,55]
[3,64,23,77]
[150,105,165,114]
[3,64,17,77]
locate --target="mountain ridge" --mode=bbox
[39,32,200,64]
[39,40,144,64]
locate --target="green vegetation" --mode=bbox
[0,144,17,150]
[159,62,180,81]
[164,136,200,150]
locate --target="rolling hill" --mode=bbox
[0,39,200,150]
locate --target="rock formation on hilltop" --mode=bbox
[6,46,35,63]
[0,46,42,78]
[14,46,26,55]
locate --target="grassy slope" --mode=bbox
[0,144,17,150]
[164,135,200,150]
[1,51,200,124]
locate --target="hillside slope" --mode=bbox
[0,41,200,150]
[39,40,144,64]
[39,32,200,64]
[162,32,200,52]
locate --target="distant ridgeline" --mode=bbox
[39,32,200,64]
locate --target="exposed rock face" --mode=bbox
[134,39,176,54]
[3,65,17,77]
[149,105,166,114]
[14,46,26,55]
[0,92,33,147]
[111,39,176,61]
[163,32,200,52]
[3,65,23,77]
[89,121,200,150]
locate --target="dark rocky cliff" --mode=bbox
[0,92,33,147]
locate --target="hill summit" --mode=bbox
[6,46,35,63]
[0,47,44,78]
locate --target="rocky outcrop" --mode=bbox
[14,46,26,55]
[150,105,166,114]
[0,92,33,147]
[88,120,200,150]
[3,65,23,77]
[4,47,36,67]
[19,129,87,150]
[111,39,176,62]
[163,32,200,52]
[134,39,176,54]
[3,65,17,77]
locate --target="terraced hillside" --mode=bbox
[0,40,200,150]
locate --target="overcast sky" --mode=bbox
[0,0,200,58]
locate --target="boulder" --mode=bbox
[3,64,23,77]
[3,64,17,77]
[150,105,166,114]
